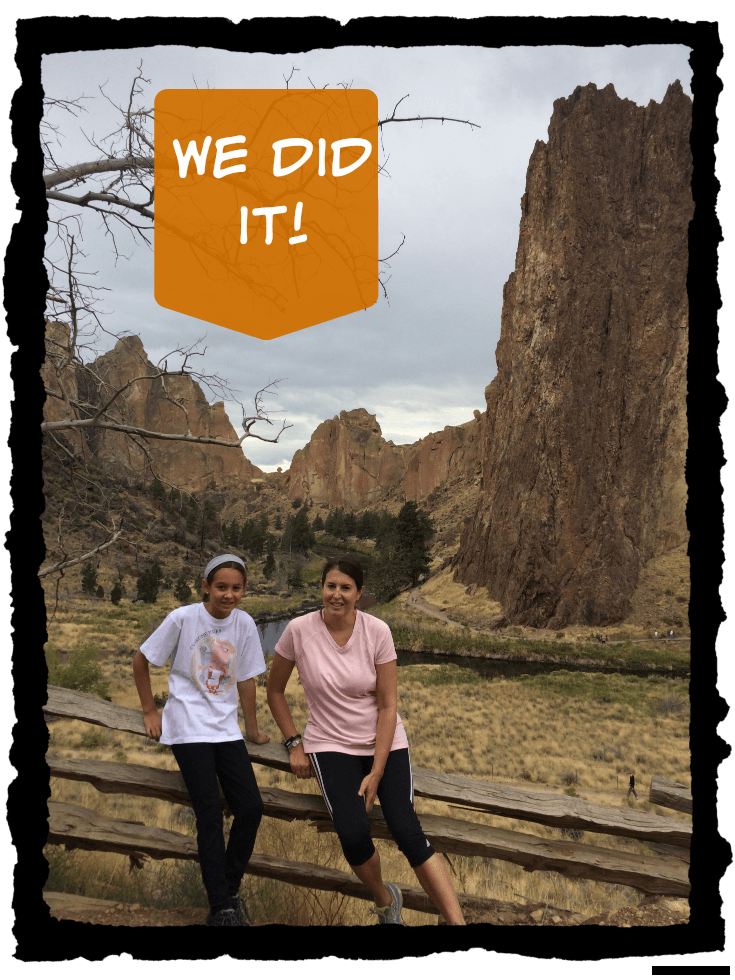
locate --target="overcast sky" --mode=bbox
[42,44,692,471]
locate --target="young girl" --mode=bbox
[133,553,269,927]
[267,555,465,926]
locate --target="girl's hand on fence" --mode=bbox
[246,731,271,745]
[143,709,162,740]
[289,743,312,779]
[358,772,381,813]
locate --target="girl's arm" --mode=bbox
[358,660,398,813]
[133,651,162,739]
[237,677,270,744]
[267,653,312,779]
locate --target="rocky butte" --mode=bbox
[42,322,262,493]
[453,82,692,628]
[287,407,484,512]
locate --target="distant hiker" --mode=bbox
[627,772,638,800]
[133,554,269,927]
[669,630,674,639]
[268,554,465,926]
[654,631,658,639]
[604,635,609,644]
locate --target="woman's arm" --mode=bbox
[266,653,312,779]
[359,660,398,812]
[133,651,162,739]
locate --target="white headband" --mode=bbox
[204,554,247,580]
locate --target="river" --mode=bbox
[256,618,684,679]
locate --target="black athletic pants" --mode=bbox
[172,740,263,913]
[310,748,435,869]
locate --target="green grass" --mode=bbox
[513,669,689,717]
[398,663,482,687]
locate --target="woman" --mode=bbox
[267,555,465,925]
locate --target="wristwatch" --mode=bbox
[284,734,303,751]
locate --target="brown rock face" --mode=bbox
[42,321,85,456]
[287,408,485,511]
[287,409,407,509]
[453,82,692,628]
[404,416,484,502]
[44,324,261,492]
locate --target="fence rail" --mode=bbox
[45,685,691,909]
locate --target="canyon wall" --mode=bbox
[43,323,262,493]
[286,409,408,510]
[286,407,484,512]
[453,82,692,627]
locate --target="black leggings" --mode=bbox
[310,748,435,869]
[172,740,264,913]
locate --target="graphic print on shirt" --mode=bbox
[190,635,237,696]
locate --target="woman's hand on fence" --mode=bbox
[289,743,313,780]
[358,771,381,813]
[143,709,162,740]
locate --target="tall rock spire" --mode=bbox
[453,82,692,627]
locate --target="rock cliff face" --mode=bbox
[453,82,692,628]
[286,408,484,511]
[287,409,407,510]
[404,413,484,502]
[43,323,262,492]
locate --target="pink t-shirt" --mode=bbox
[275,610,409,755]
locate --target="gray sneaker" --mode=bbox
[370,882,405,925]
[230,894,252,925]
[206,906,243,927]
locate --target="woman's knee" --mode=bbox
[333,818,374,867]
[341,834,375,868]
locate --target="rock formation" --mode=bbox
[404,414,484,502]
[453,82,692,628]
[287,409,407,510]
[286,408,484,512]
[43,322,262,493]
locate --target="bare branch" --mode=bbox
[39,528,124,578]
[47,189,154,221]
[379,234,406,264]
[378,94,480,131]
[44,154,154,190]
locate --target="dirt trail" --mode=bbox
[405,590,690,648]
[44,890,688,928]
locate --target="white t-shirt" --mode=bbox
[275,610,409,755]
[141,603,266,745]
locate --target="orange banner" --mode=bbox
[154,89,379,339]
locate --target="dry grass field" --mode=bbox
[45,595,691,926]
[413,543,690,642]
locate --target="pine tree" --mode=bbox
[149,476,165,499]
[110,582,123,605]
[81,562,98,596]
[274,514,283,530]
[393,501,434,586]
[174,571,192,603]
[291,506,315,553]
[136,568,159,603]
[263,552,276,580]
[95,585,104,599]
[312,514,324,532]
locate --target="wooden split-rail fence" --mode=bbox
[45,686,691,916]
